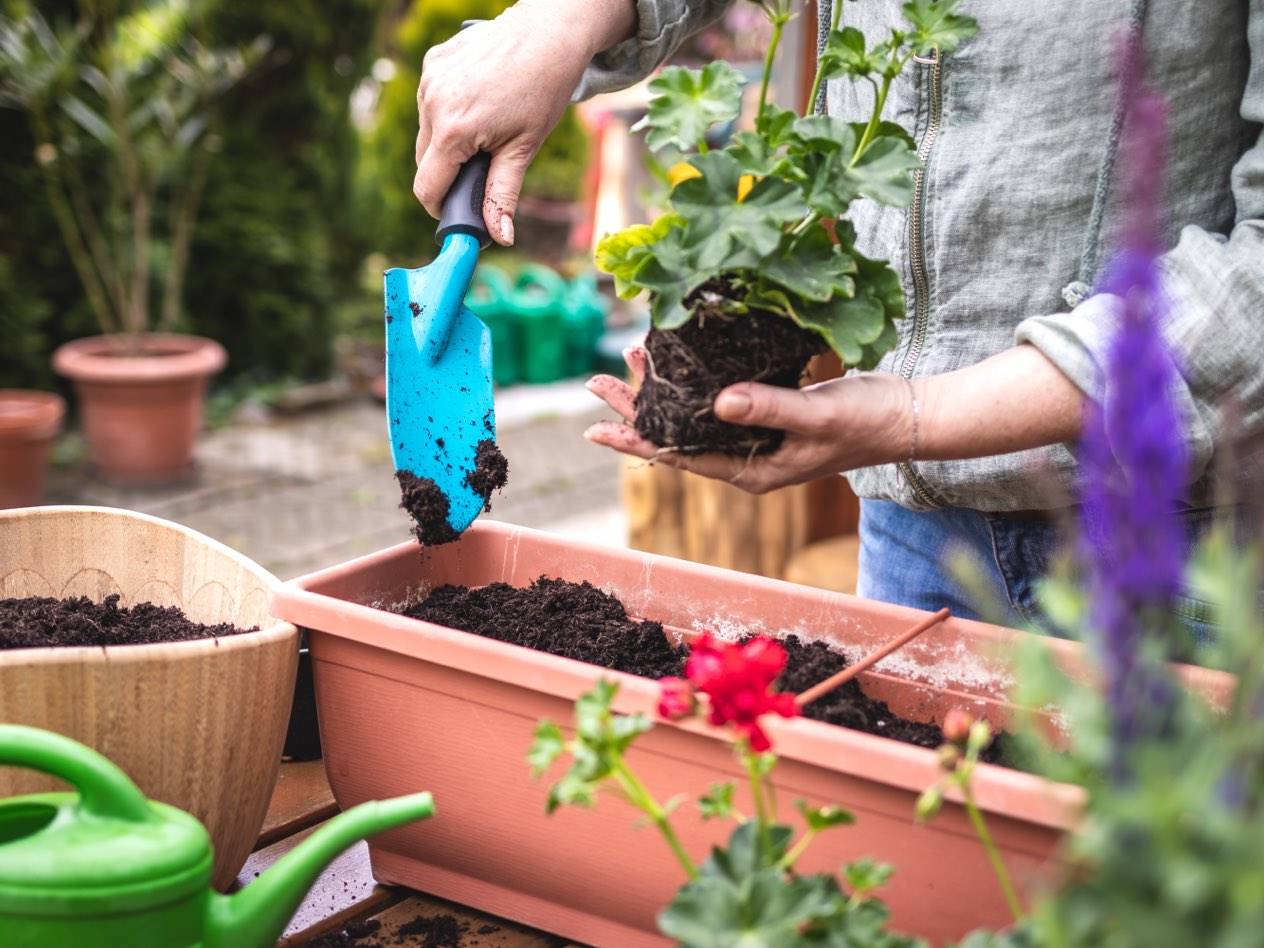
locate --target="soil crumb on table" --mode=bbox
[308,913,471,947]
[396,470,459,546]
[401,578,687,680]
[0,595,253,650]
[463,439,508,511]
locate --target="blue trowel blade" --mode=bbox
[385,233,495,537]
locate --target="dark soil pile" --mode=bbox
[635,281,825,456]
[464,439,508,509]
[0,595,253,650]
[400,578,1015,765]
[400,578,687,680]
[774,635,1011,766]
[396,470,458,546]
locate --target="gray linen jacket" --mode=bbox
[578,0,1264,513]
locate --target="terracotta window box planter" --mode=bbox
[272,520,1231,946]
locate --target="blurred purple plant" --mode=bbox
[1079,40,1184,760]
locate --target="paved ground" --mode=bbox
[46,380,626,580]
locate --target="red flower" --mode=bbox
[682,633,798,752]
[942,708,974,748]
[658,676,697,720]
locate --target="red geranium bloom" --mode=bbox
[682,633,798,752]
[657,676,697,720]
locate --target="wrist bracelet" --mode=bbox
[904,377,919,465]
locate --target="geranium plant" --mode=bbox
[595,0,976,455]
[528,633,922,947]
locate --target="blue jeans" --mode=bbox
[856,498,1218,644]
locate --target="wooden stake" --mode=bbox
[795,608,951,709]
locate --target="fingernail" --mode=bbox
[716,391,751,418]
[499,213,514,245]
[582,425,598,442]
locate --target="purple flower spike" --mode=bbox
[1078,41,1185,760]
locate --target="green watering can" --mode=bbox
[0,725,434,948]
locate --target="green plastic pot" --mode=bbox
[466,265,520,386]
[511,264,567,384]
[0,724,433,948]
[562,272,608,376]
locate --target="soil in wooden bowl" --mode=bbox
[0,594,254,650]
[397,578,1013,765]
[635,278,826,456]
[395,425,509,547]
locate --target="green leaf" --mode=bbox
[706,821,795,880]
[594,214,684,299]
[792,115,856,154]
[818,26,878,80]
[728,130,787,178]
[758,226,856,303]
[792,252,903,366]
[659,867,839,947]
[632,62,745,152]
[670,151,806,270]
[755,103,801,148]
[843,857,896,896]
[847,134,921,207]
[699,782,736,821]
[796,799,856,832]
[814,893,925,947]
[527,721,565,777]
[902,0,979,56]
[546,770,597,813]
[61,95,114,146]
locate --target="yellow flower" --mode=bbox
[737,174,755,202]
[667,161,702,187]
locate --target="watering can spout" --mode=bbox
[204,792,434,948]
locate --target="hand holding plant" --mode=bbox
[529,633,922,947]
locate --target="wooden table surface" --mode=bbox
[246,761,581,947]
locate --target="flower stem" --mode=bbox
[804,0,845,117]
[612,758,698,879]
[849,74,893,168]
[962,783,1023,922]
[778,829,816,870]
[757,14,787,119]
[743,745,775,862]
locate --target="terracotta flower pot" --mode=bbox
[0,506,299,890]
[52,333,226,483]
[0,391,64,509]
[271,521,1234,944]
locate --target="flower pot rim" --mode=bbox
[0,390,65,442]
[274,522,1108,830]
[0,505,297,661]
[52,333,227,384]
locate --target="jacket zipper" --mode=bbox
[897,48,944,510]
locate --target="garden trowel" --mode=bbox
[384,151,495,537]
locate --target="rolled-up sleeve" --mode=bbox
[574,0,730,99]
[1017,12,1264,485]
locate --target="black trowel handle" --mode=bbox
[436,151,492,249]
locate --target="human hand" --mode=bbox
[414,0,634,246]
[584,347,913,494]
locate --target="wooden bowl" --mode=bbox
[0,505,298,889]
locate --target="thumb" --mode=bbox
[482,146,532,246]
[714,383,833,435]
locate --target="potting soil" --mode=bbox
[399,578,1014,764]
[635,280,825,456]
[306,913,475,947]
[0,594,253,649]
[395,416,509,545]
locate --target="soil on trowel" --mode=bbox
[400,577,1016,765]
[401,578,687,680]
[0,595,253,650]
[396,470,459,546]
[464,439,508,509]
[634,279,826,457]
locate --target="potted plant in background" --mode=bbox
[0,389,64,508]
[0,5,267,482]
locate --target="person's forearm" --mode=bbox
[916,344,1084,461]
[509,0,637,58]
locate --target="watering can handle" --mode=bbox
[0,724,153,823]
